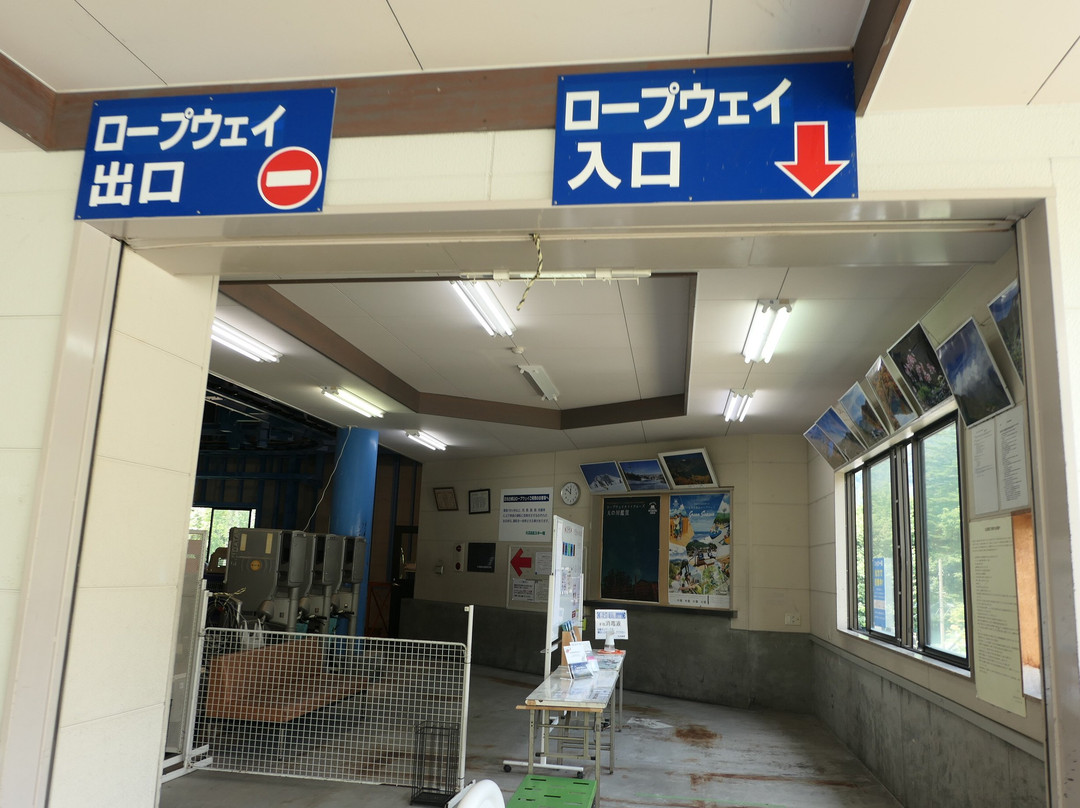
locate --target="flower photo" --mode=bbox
[888,323,951,413]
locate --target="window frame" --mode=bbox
[846,413,969,669]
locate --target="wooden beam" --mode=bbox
[0,50,55,149]
[38,50,850,152]
[853,0,912,116]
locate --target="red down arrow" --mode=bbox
[774,121,849,197]
[511,548,533,576]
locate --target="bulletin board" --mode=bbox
[505,543,552,612]
[546,516,585,646]
[599,490,733,610]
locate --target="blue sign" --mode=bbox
[872,556,887,630]
[75,88,336,219]
[553,62,856,206]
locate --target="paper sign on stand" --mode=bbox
[594,608,629,641]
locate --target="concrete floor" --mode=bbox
[160,665,902,808]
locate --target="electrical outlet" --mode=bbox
[785,613,802,626]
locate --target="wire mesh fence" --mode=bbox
[192,627,466,791]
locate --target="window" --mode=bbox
[189,506,257,569]
[847,416,968,667]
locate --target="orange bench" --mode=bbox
[205,636,364,723]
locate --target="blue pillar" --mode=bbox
[329,426,378,635]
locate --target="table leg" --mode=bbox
[528,710,535,774]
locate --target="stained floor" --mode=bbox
[160,665,902,808]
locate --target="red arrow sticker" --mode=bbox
[511,548,533,577]
[775,121,849,197]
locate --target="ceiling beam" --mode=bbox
[6,49,869,152]
[853,0,912,116]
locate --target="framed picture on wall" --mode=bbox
[433,486,458,511]
[658,448,717,489]
[865,355,919,432]
[936,318,1014,427]
[838,382,889,448]
[888,322,951,413]
[617,459,670,491]
[468,488,490,514]
[803,423,848,469]
[580,461,628,494]
[988,279,1025,384]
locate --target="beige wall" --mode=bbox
[415,435,810,634]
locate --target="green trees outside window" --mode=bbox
[847,416,968,667]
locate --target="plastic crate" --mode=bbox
[507,775,597,807]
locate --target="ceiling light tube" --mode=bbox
[518,364,559,401]
[321,386,384,418]
[406,429,447,451]
[211,318,282,363]
[742,300,793,363]
[723,389,754,422]
[450,280,515,337]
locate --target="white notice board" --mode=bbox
[546,516,585,646]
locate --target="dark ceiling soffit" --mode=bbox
[221,282,688,432]
[853,0,911,117]
[220,283,423,410]
[2,41,918,153]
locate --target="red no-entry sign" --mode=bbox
[258,146,323,210]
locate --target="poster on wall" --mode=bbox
[667,491,732,608]
[600,496,661,602]
[498,487,553,542]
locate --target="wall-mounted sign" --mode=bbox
[553,61,856,205]
[75,87,335,219]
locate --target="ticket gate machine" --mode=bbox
[310,533,345,627]
[341,535,368,635]
[225,528,316,631]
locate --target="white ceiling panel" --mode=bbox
[390,0,711,72]
[1033,39,1080,104]
[78,0,418,87]
[708,0,868,54]
[1,0,164,91]
[867,0,1080,111]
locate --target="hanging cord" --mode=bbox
[303,427,351,531]
[517,233,543,311]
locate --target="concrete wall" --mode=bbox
[813,642,1045,807]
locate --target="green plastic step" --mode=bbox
[507,775,597,807]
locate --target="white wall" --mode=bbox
[0,145,82,718]
[46,253,216,808]
[415,434,810,634]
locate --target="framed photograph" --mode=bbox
[888,323,951,413]
[617,459,670,491]
[658,448,718,489]
[814,407,865,461]
[988,279,1025,384]
[936,318,1014,427]
[838,382,889,448]
[580,461,628,494]
[468,488,490,514]
[865,356,919,432]
[803,423,848,469]
[433,486,458,511]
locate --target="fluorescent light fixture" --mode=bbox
[471,269,652,282]
[406,429,447,451]
[449,280,515,337]
[742,299,793,363]
[321,386,384,418]
[723,389,754,422]
[211,318,282,363]
[518,364,559,401]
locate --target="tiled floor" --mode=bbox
[160,665,902,807]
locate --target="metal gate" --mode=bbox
[188,625,468,790]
